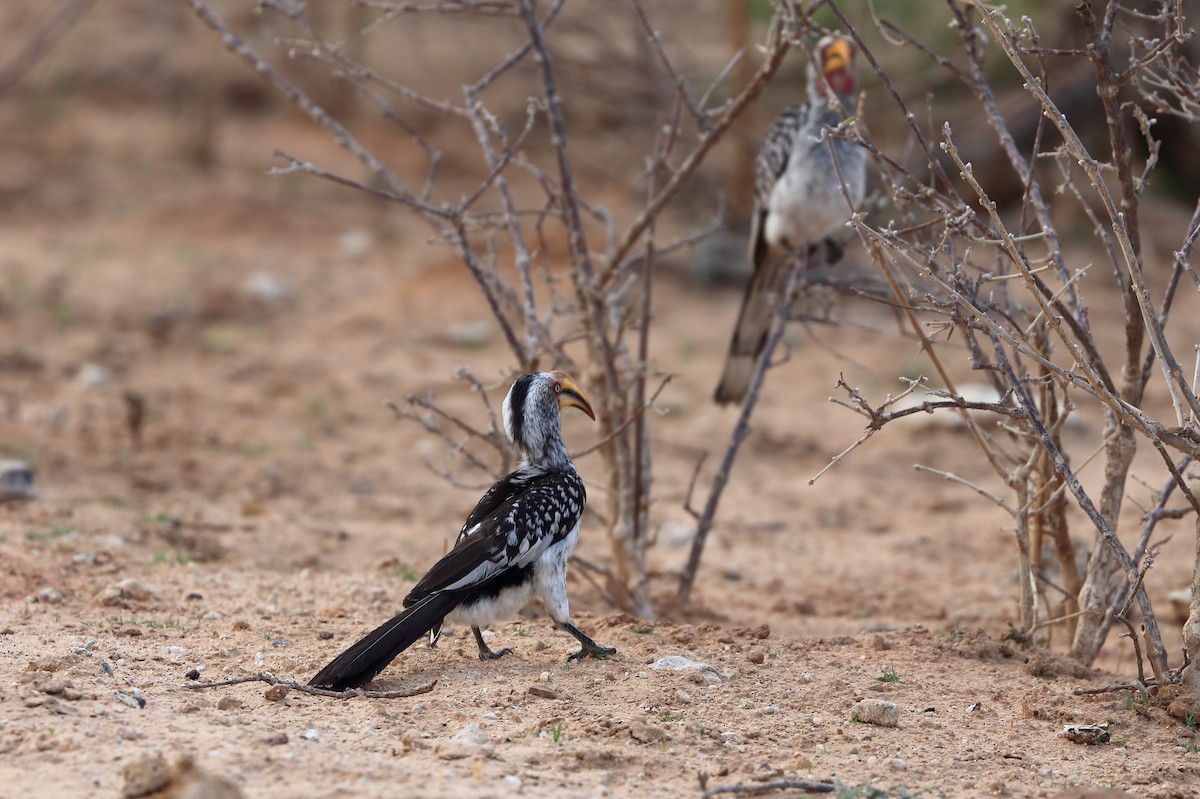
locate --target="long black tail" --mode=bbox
[714,256,783,405]
[308,592,459,690]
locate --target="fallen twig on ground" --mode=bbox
[700,777,836,797]
[181,673,437,700]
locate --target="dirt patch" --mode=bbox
[2,14,1200,799]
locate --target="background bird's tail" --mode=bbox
[308,592,458,690]
[714,259,783,405]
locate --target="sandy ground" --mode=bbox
[3,6,1200,798]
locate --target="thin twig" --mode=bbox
[182,673,438,699]
[678,254,810,604]
[0,0,95,96]
[701,779,836,797]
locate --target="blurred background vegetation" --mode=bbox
[3,0,1197,236]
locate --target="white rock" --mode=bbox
[650,655,726,683]
[36,587,63,604]
[302,728,320,741]
[76,362,110,388]
[1169,587,1191,623]
[95,578,156,607]
[660,521,697,548]
[243,271,292,304]
[850,698,899,727]
[446,320,493,348]
[452,723,490,745]
[337,229,374,259]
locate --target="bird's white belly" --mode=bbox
[446,580,535,628]
[764,167,850,250]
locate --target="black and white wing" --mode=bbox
[406,470,585,606]
[714,104,811,405]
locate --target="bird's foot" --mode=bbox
[478,646,513,661]
[472,627,512,661]
[567,642,616,661]
[560,621,616,661]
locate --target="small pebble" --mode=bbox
[850,698,899,727]
[747,651,765,665]
[451,724,489,745]
[96,578,155,608]
[185,668,201,681]
[114,690,146,709]
[446,320,493,348]
[661,521,697,548]
[36,587,64,604]
[121,753,171,797]
[264,685,289,702]
[243,271,292,304]
[649,655,725,683]
[261,732,289,746]
[337,229,374,259]
[539,671,552,683]
[216,696,243,711]
[302,728,320,741]
[528,685,558,700]
[76,362,110,387]
[318,630,334,640]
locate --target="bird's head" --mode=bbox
[810,34,858,103]
[502,371,595,467]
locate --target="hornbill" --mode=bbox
[309,371,615,691]
[714,34,867,405]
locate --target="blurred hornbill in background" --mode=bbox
[715,34,867,405]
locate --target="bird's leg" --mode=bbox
[473,626,513,661]
[560,621,616,661]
